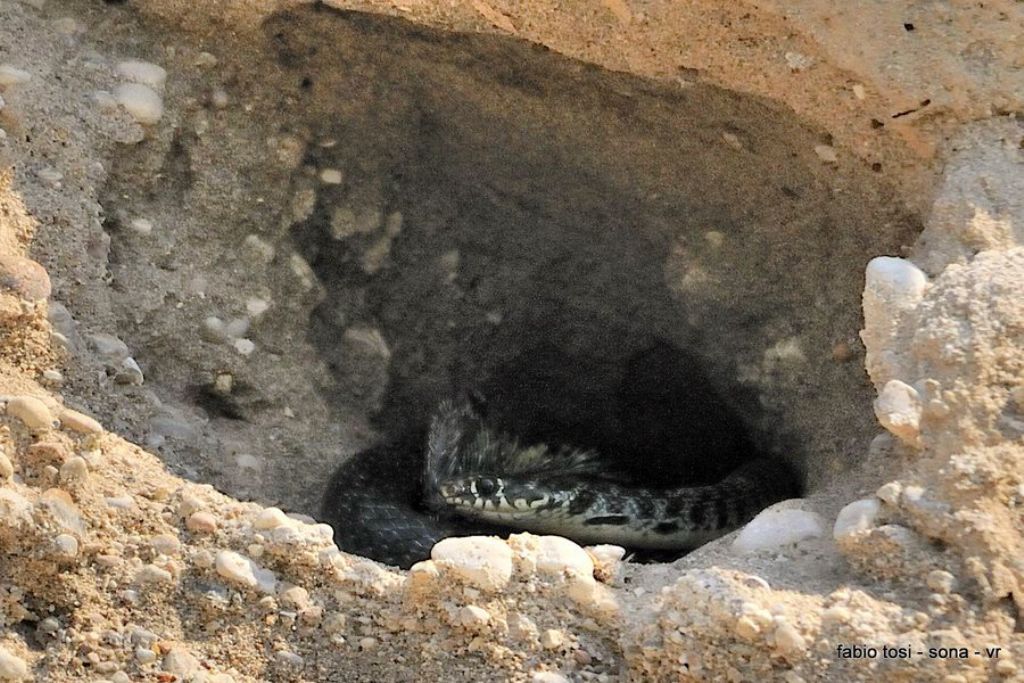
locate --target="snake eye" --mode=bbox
[475,477,498,496]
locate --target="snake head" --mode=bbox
[423,398,487,509]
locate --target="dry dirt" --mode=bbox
[0,0,1022,681]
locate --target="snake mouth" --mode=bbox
[439,476,556,516]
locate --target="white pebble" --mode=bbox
[115,357,144,385]
[135,647,157,664]
[6,395,56,430]
[200,316,228,343]
[814,144,838,163]
[136,564,173,584]
[876,481,902,505]
[535,536,593,579]
[233,338,255,356]
[852,83,867,99]
[150,533,181,556]
[540,628,564,649]
[59,456,88,483]
[833,498,881,540]
[224,317,249,339]
[865,256,928,305]
[215,550,278,593]
[53,533,78,558]
[243,234,275,262]
[254,507,290,530]
[319,168,343,184]
[458,605,491,630]
[129,218,153,235]
[116,60,167,90]
[186,511,218,534]
[0,646,28,680]
[211,88,229,109]
[431,536,513,591]
[732,507,825,553]
[874,380,922,446]
[245,298,269,319]
[163,649,201,678]
[0,65,31,86]
[773,622,807,657]
[531,672,568,683]
[0,452,12,480]
[113,83,163,125]
[59,408,103,434]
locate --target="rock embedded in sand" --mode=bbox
[6,395,56,431]
[0,253,51,300]
[873,379,923,447]
[113,83,163,125]
[0,646,29,680]
[431,536,513,591]
[186,511,218,534]
[115,60,167,90]
[59,408,102,434]
[861,256,929,388]
[832,498,881,540]
[215,550,278,593]
[732,507,825,553]
[0,64,31,86]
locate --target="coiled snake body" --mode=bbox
[323,398,798,567]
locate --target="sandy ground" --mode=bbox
[0,0,1022,681]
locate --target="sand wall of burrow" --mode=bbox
[0,0,1021,681]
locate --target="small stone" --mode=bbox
[135,648,157,664]
[531,672,568,683]
[852,83,867,100]
[129,218,153,235]
[254,507,290,530]
[876,481,902,505]
[195,52,218,68]
[431,536,513,591]
[106,494,135,509]
[233,338,255,356]
[211,88,229,109]
[540,629,564,650]
[53,533,79,558]
[243,234,276,262]
[87,333,129,364]
[6,395,56,430]
[59,456,88,483]
[0,646,28,680]
[874,380,922,447]
[586,544,625,583]
[215,317,246,341]
[735,615,762,640]
[136,564,173,584]
[535,536,594,579]
[784,51,815,71]
[721,132,743,150]
[116,60,167,90]
[162,649,201,678]
[814,144,838,164]
[246,298,269,319]
[732,507,825,553]
[0,254,51,300]
[275,651,304,668]
[186,511,218,534]
[41,370,64,387]
[358,637,378,651]
[150,534,181,556]
[215,550,278,593]
[115,357,144,385]
[60,408,102,434]
[773,622,807,658]
[833,498,881,540]
[200,316,229,343]
[114,83,163,125]
[458,605,491,630]
[926,569,957,594]
[0,65,31,86]
[0,452,12,480]
[319,168,343,184]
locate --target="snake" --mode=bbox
[322,396,798,567]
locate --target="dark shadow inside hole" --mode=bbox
[322,337,783,568]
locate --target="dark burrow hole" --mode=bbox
[91,4,921,570]
[257,6,920,568]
